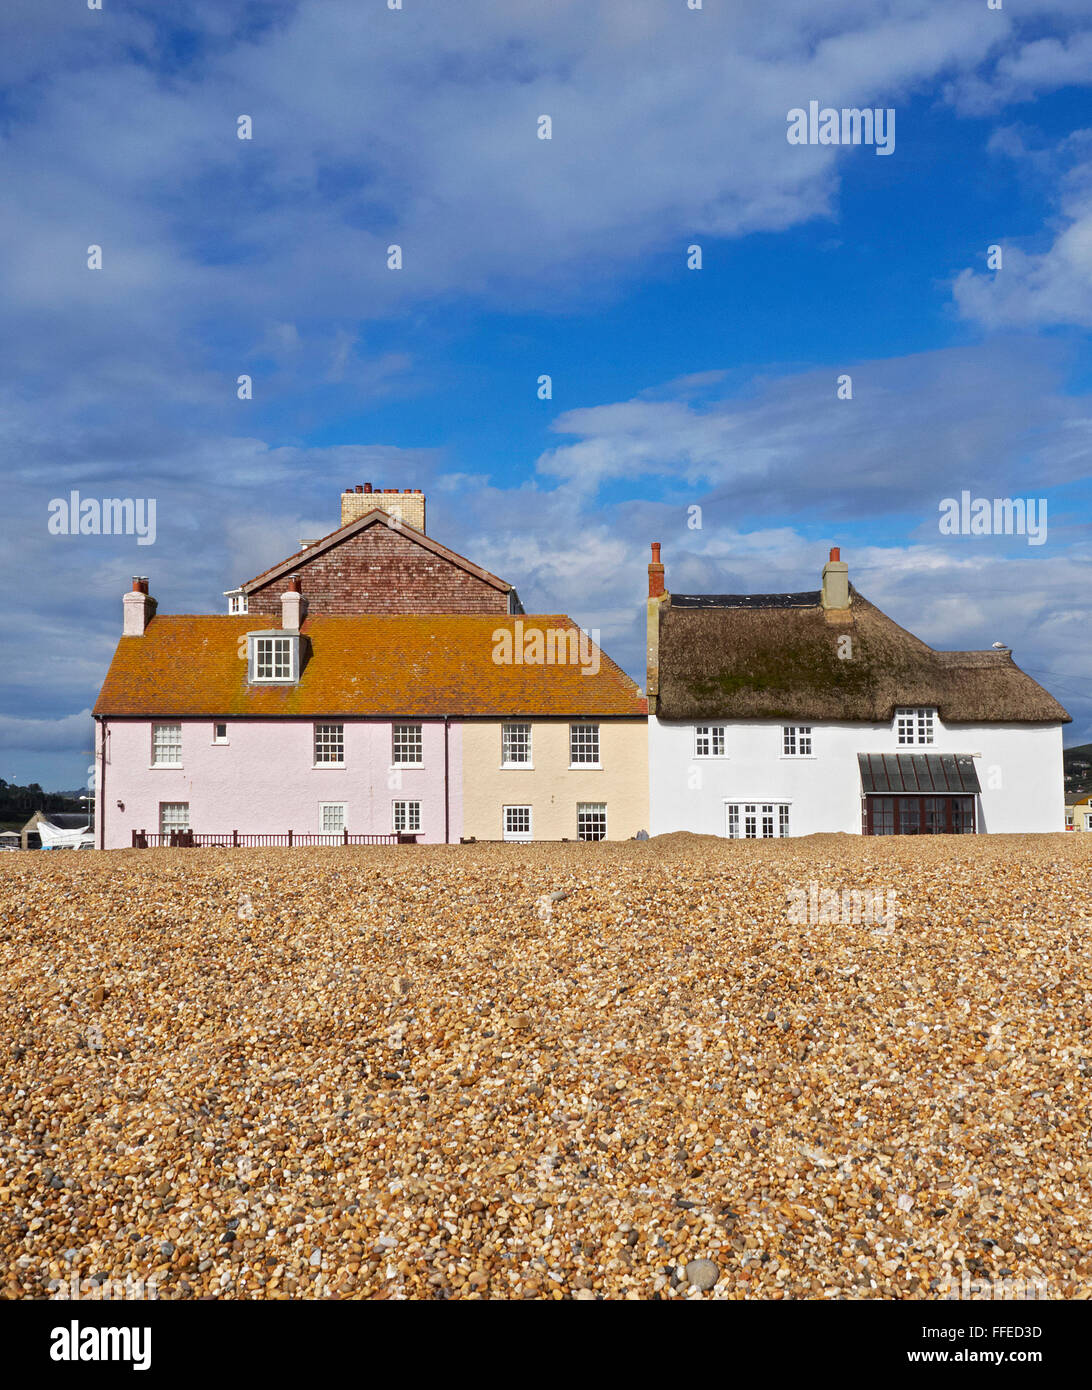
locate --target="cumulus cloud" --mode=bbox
[953,145,1092,329]
[536,340,1092,507]
[4,0,1092,785]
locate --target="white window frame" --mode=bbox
[314,722,345,767]
[159,802,190,835]
[781,726,813,758]
[249,633,298,684]
[392,723,424,767]
[501,722,533,768]
[576,802,607,841]
[227,593,249,615]
[212,722,229,745]
[694,725,727,759]
[503,805,533,842]
[895,707,935,746]
[319,802,347,834]
[570,723,601,769]
[725,801,791,839]
[151,722,182,768]
[393,800,421,833]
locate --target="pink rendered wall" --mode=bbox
[99,718,462,849]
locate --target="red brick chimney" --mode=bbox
[648,542,665,598]
[646,544,666,714]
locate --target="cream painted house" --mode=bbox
[461,716,648,842]
[1066,795,1092,832]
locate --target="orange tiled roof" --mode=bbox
[93,614,647,718]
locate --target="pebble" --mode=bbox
[684,1259,720,1291]
[1,834,1089,1301]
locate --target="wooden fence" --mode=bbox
[131,830,418,848]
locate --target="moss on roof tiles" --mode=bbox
[94,614,646,718]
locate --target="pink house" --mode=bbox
[92,488,647,848]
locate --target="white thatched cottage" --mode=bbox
[645,545,1069,837]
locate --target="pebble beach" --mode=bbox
[2,834,1090,1300]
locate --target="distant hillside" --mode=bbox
[1064,743,1092,798]
[0,779,86,831]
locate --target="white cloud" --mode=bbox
[953,152,1092,328]
[536,341,1092,505]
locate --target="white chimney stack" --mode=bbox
[122,577,156,636]
[281,577,304,631]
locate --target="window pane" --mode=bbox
[870,797,895,835]
[321,804,345,833]
[695,726,725,757]
[152,723,182,764]
[783,727,795,756]
[314,723,344,763]
[577,802,606,840]
[502,723,531,764]
[799,728,812,756]
[159,802,189,833]
[896,708,934,745]
[393,724,423,764]
[504,806,532,840]
[393,800,421,832]
[255,636,293,680]
[570,724,600,764]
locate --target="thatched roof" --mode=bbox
[657,587,1070,724]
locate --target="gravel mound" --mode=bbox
[2,836,1090,1300]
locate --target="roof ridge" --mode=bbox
[237,510,514,594]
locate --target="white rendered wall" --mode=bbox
[648,716,1065,837]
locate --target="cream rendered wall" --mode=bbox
[460,719,649,841]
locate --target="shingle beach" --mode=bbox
[3,835,1090,1300]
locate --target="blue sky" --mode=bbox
[1,0,1090,788]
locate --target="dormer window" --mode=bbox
[896,707,935,745]
[247,632,299,684]
[225,589,249,615]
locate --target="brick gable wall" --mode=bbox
[248,526,509,616]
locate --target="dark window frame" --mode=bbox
[864,794,976,835]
